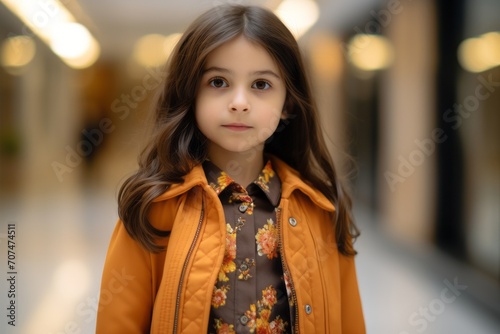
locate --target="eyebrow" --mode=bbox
[203,66,281,79]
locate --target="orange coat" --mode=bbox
[96,157,365,333]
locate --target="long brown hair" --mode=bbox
[118,4,359,255]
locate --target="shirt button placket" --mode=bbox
[239,204,248,213]
[240,314,249,325]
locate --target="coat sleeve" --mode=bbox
[96,220,159,333]
[338,252,366,333]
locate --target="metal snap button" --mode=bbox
[289,217,297,226]
[239,204,248,213]
[240,315,249,325]
[305,304,312,314]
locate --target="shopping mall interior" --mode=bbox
[0,0,499,333]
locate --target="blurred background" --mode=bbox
[0,0,499,333]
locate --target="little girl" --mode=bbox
[97,4,365,333]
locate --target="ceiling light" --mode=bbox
[0,0,100,69]
[1,35,36,71]
[133,33,181,68]
[274,0,319,39]
[308,32,343,80]
[348,34,394,71]
[458,32,500,73]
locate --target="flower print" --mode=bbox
[208,171,234,195]
[229,192,252,204]
[228,184,255,215]
[214,318,236,334]
[255,219,279,259]
[238,269,251,280]
[262,161,274,179]
[269,316,288,334]
[238,258,255,280]
[245,202,255,215]
[259,307,271,322]
[211,285,229,308]
[218,224,237,282]
[243,287,288,333]
[217,172,233,190]
[283,272,291,295]
[225,224,237,258]
[254,161,275,192]
[255,312,290,334]
[229,192,254,214]
[254,179,269,193]
[261,286,277,308]
[235,217,246,231]
[255,318,270,334]
[283,271,295,307]
[244,304,257,331]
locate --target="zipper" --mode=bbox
[173,194,205,334]
[276,207,300,334]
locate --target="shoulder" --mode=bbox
[269,156,335,212]
[148,164,210,229]
[152,164,209,203]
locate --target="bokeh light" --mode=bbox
[458,31,500,73]
[348,34,395,71]
[1,35,36,73]
[275,0,319,39]
[133,33,182,68]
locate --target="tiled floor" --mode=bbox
[354,209,500,334]
[0,172,499,333]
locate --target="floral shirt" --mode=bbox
[203,160,291,334]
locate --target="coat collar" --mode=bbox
[269,156,335,212]
[153,156,335,213]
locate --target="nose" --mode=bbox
[229,87,250,112]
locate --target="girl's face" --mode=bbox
[195,36,286,161]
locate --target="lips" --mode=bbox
[222,123,252,131]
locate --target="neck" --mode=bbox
[207,147,264,188]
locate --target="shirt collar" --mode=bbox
[203,159,281,207]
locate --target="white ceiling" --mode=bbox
[0,0,383,61]
[75,0,382,59]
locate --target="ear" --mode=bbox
[281,96,293,120]
[280,109,288,120]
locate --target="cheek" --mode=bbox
[268,111,282,133]
[194,101,206,132]
[256,107,283,140]
[194,106,207,132]
[270,97,286,125]
[195,92,218,116]
[195,94,211,122]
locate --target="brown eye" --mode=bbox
[252,80,271,90]
[209,77,228,88]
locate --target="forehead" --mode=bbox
[204,35,280,72]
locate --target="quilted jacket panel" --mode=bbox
[96,156,365,333]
